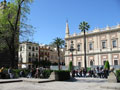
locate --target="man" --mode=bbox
[8,67,13,79]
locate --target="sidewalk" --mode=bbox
[75,77,120,90]
[0,78,55,84]
[22,78,55,83]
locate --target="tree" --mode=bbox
[79,21,90,69]
[52,37,65,70]
[0,0,34,68]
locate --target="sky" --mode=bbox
[4,0,120,44]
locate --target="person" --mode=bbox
[8,67,13,79]
[83,68,87,77]
[96,67,100,78]
[0,67,4,79]
[35,68,40,78]
[19,71,23,77]
[27,69,32,78]
[79,69,82,77]
[72,70,75,77]
[75,69,79,77]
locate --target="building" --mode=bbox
[39,44,50,61]
[39,44,65,65]
[65,22,120,68]
[49,47,65,65]
[18,42,65,69]
[18,42,39,68]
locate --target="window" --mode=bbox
[102,41,106,49]
[71,41,73,43]
[65,43,67,49]
[20,46,22,51]
[32,47,34,51]
[112,40,117,48]
[36,47,38,50]
[114,60,118,65]
[78,62,81,68]
[29,52,31,56]
[89,43,93,50]
[29,46,31,49]
[28,58,31,62]
[77,44,80,51]
[32,53,34,57]
[90,60,93,66]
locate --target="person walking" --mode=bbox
[8,67,13,79]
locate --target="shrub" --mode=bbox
[42,70,53,78]
[116,70,120,82]
[104,61,110,70]
[87,67,91,72]
[69,61,72,71]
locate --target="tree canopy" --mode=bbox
[0,0,34,68]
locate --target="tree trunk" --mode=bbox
[57,46,60,70]
[84,30,87,69]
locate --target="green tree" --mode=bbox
[52,37,65,70]
[79,21,90,69]
[104,61,110,70]
[0,0,34,68]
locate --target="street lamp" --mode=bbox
[69,41,75,77]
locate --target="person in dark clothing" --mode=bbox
[72,70,75,77]
[79,69,82,77]
[83,68,87,77]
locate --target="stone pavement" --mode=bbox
[0,77,120,90]
[0,78,55,83]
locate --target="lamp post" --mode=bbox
[69,41,75,77]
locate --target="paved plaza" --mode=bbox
[0,78,120,90]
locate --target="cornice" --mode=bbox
[65,28,120,40]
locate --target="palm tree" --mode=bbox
[79,21,90,69]
[52,37,65,70]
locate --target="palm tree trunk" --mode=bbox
[84,30,87,69]
[57,46,60,70]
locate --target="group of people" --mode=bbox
[73,66,110,79]
[26,67,45,78]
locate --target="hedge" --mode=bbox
[116,70,120,82]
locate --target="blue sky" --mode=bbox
[13,0,120,44]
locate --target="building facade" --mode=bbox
[65,22,120,68]
[18,42,39,68]
[39,44,65,65]
[18,42,65,68]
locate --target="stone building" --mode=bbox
[65,22,120,68]
[18,42,39,68]
[18,43,65,69]
[39,44,65,65]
